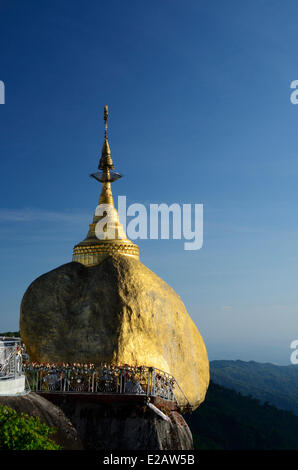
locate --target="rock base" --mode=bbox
[0,392,83,450]
[46,394,193,450]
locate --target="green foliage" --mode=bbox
[0,404,61,450]
[185,381,298,450]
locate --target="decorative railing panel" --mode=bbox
[23,363,177,402]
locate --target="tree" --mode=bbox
[0,404,61,450]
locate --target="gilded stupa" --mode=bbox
[72,106,139,266]
[20,107,209,410]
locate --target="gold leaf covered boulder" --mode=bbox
[20,255,209,410]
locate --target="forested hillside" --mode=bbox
[210,360,298,415]
[186,381,298,449]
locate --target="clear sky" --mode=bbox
[0,0,298,364]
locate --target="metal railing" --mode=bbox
[0,337,24,380]
[23,363,180,402]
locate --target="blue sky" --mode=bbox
[0,0,298,364]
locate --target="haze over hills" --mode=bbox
[210,360,298,416]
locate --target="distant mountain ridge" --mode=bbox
[210,360,298,416]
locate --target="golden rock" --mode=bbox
[20,255,209,409]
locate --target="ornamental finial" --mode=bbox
[90,106,122,184]
[99,105,113,170]
[104,104,108,140]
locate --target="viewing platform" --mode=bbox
[0,337,28,396]
[23,362,192,412]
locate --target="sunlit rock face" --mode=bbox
[20,256,209,410]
